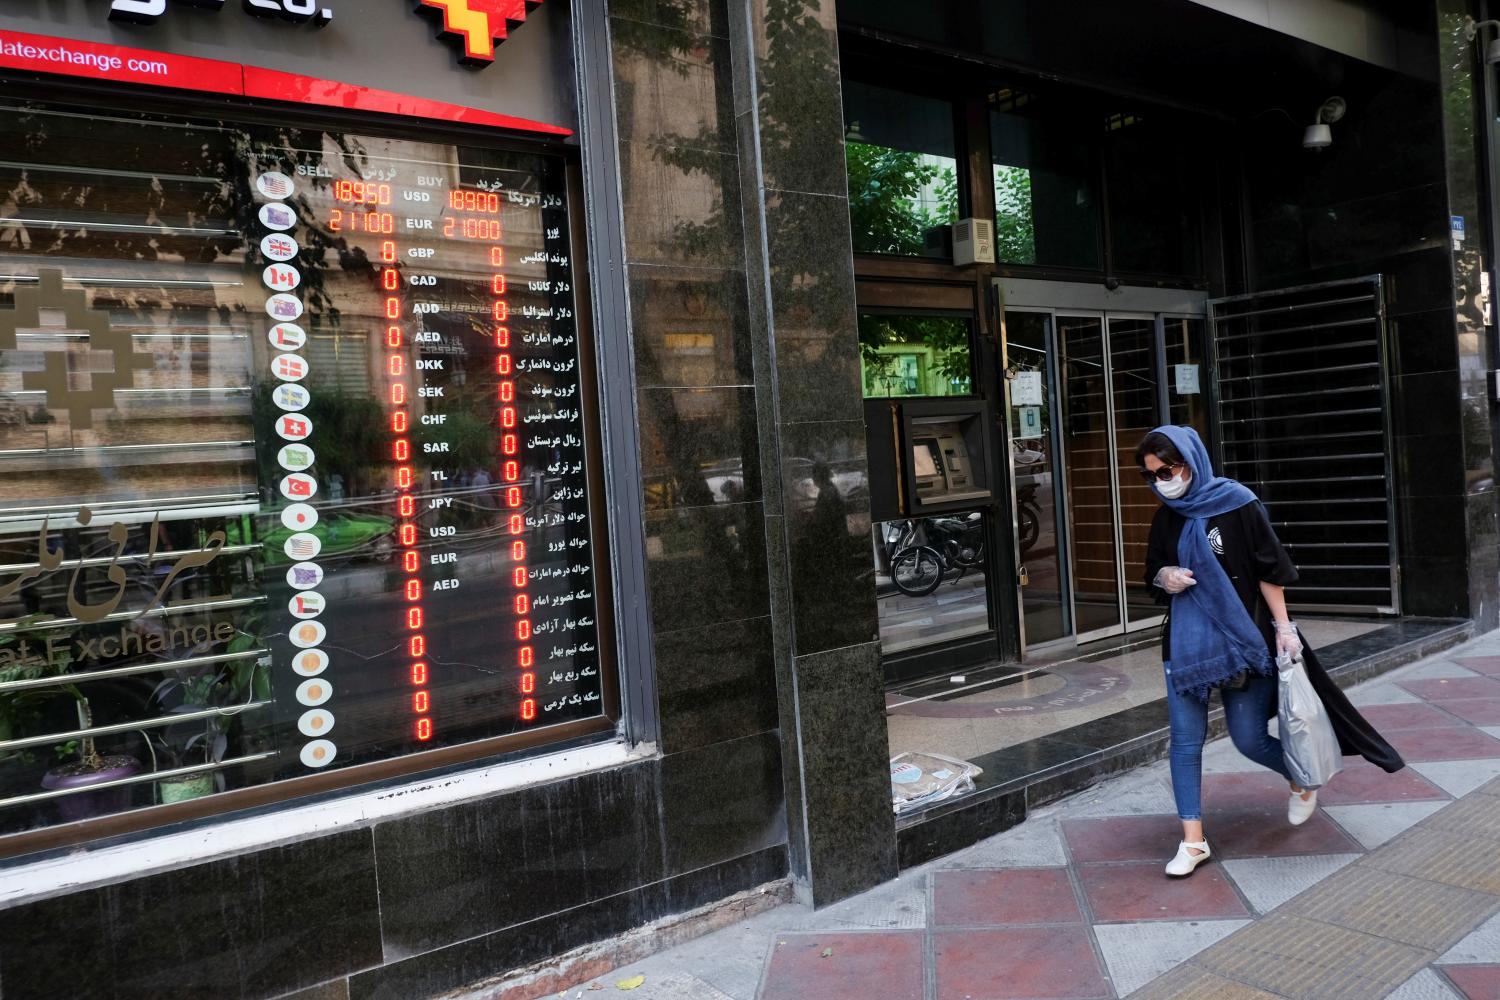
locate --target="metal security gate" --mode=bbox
[1206,277,1399,614]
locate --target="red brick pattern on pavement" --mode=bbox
[1384,726,1500,762]
[1077,863,1249,922]
[1455,656,1500,677]
[759,932,924,1000]
[933,868,1082,926]
[1442,964,1500,1000]
[1401,676,1500,701]
[934,926,1112,1000]
[1434,698,1500,725]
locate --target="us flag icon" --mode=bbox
[277,415,312,440]
[273,354,307,381]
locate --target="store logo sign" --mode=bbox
[109,0,334,26]
[414,0,544,67]
[0,269,153,431]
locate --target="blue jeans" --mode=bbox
[1165,667,1290,821]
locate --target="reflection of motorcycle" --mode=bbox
[1016,483,1041,552]
[886,513,985,597]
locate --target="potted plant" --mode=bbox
[148,647,264,804]
[40,689,142,823]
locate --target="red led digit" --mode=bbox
[385,297,401,320]
[511,541,526,560]
[404,550,420,572]
[386,325,402,348]
[521,673,534,694]
[504,460,519,482]
[521,699,536,721]
[391,383,406,405]
[329,208,342,231]
[393,411,408,433]
[490,246,504,266]
[417,717,432,740]
[501,407,516,428]
[381,240,396,262]
[499,382,514,403]
[496,355,511,375]
[410,635,425,657]
[492,301,508,321]
[401,523,416,545]
[508,515,523,534]
[495,327,509,348]
[399,494,415,517]
[502,434,518,455]
[414,690,429,713]
[388,355,404,376]
[519,646,533,668]
[506,487,522,507]
[397,466,412,488]
[515,595,530,615]
[405,579,421,601]
[491,275,507,295]
[411,662,428,684]
[517,620,531,640]
[513,567,528,587]
[383,268,399,291]
[394,438,409,461]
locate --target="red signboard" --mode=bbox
[0,28,570,136]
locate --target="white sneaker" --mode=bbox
[1288,789,1318,826]
[1165,840,1211,877]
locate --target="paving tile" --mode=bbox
[1410,760,1500,798]
[1403,663,1485,681]
[1485,727,1500,743]
[1062,815,1185,863]
[1423,793,1500,843]
[1194,913,1435,999]
[758,932,923,1000]
[1057,777,1180,818]
[1209,808,1365,858]
[1349,682,1423,706]
[1442,910,1500,964]
[1200,772,1294,813]
[1456,656,1500,677]
[1442,964,1500,999]
[1361,703,1474,730]
[947,818,1068,868]
[1123,962,1283,999]
[1283,865,1499,950]
[1364,828,1500,894]
[1092,919,1249,996]
[1078,863,1250,923]
[1387,728,1500,762]
[1220,853,1362,913]
[933,926,1112,1000]
[1320,761,1452,805]
[1431,700,1500,726]
[932,868,1082,926]
[1385,968,1464,1000]
[1403,677,1500,702]
[1324,801,1449,849]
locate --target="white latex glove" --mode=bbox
[1275,621,1303,659]
[1153,566,1196,594]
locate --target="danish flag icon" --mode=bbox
[275,355,306,380]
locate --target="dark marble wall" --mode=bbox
[1240,10,1498,626]
[726,0,898,906]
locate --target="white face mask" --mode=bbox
[1156,473,1189,500]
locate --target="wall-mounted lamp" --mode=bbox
[1465,16,1500,65]
[1303,96,1346,150]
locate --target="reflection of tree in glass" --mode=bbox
[993,165,1036,264]
[846,143,956,255]
[858,314,971,397]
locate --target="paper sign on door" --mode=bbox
[1012,370,1044,406]
[1174,364,1201,395]
[1017,406,1042,437]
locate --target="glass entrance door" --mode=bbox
[1006,307,1178,648]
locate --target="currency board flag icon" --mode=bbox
[277,415,313,441]
[290,592,325,619]
[273,353,308,382]
[280,473,317,500]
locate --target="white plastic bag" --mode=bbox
[1277,652,1342,790]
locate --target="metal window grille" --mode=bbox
[1207,277,1399,615]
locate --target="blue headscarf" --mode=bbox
[1152,425,1272,701]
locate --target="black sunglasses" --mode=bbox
[1139,463,1184,484]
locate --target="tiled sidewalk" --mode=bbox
[589,633,1500,1000]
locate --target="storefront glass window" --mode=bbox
[1103,113,1203,276]
[1164,317,1210,440]
[0,100,613,841]
[842,82,959,258]
[859,314,973,398]
[989,92,1101,270]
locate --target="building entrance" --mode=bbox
[998,281,1210,655]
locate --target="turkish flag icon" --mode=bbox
[284,476,313,498]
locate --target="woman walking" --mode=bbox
[1138,425,1404,877]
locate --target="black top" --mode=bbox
[1143,501,1298,661]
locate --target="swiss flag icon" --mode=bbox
[279,416,311,440]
